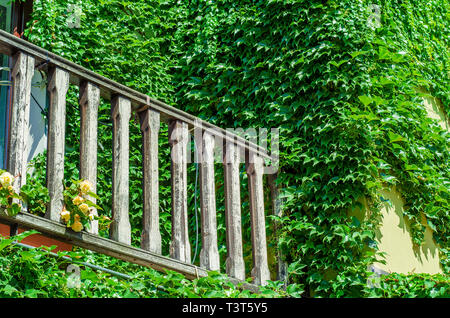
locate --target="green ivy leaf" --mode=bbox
[358,95,373,107]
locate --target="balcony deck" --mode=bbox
[0,29,282,291]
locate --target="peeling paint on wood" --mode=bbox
[223,141,245,280]
[139,108,161,254]
[169,120,191,263]
[110,95,132,245]
[247,152,270,286]
[45,67,70,221]
[79,81,100,234]
[8,52,34,193]
[198,130,220,271]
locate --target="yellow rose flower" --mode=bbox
[71,221,83,232]
[60,210,70,223]
[78,203,89,215]
[72,196,84,206]
[0,172,14,188]
[79,180,93,195]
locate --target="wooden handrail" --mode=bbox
[0,29,270,160]
[2,30,275,286]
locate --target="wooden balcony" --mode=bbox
[0,29,279,289]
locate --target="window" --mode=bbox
[0,0,47,170]
[0,0,12,169]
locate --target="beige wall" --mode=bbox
[347,92,447,275]
[350,190,442,275]
[419,88,449,132]
[373,188,442,274]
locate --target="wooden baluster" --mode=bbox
[223,141,245,280]
[168,120,191,263]
[198,130,220,271]
[7,52,34,194]
[139,108,161,254]
[45,67,70,221]
[246,151,270,286]
[268,173,288,286]
[110,95,131,244]
[79,81,100,234]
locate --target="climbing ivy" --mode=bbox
[0,231,292,298]
[8,0,448,298]
[168,0,449,297]
[23,0,177,252]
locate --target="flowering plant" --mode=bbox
[0,170,22,216]
[61,179,102,232]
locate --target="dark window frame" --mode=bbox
[12,0,33,38]
[3,0,33,168]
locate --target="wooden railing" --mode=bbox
[0,30,279,287]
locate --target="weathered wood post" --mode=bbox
[198,129,220,271]
[139,108,161,254]
[45,67,70,221]
[168,120,191,263]
[79,81,100,234]
[267,173,288,286]
[223,140,245,280]
[110,95,132,244]
[246,151,270,286]
[8,52,34,194]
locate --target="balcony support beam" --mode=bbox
[8,51,34,193]
[79,81,100,234]
[110,95,132,245]
[46,67,70,221]
[139,108,161,254]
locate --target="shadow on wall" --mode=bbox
[418,87,449,132]
[350,90,448,275]
[372,188,442,274]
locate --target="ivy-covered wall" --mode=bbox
[352,187,443,275]
[422,90,449,131]
[166,0,449,296]
[2,0,447,298]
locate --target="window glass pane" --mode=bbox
[0,0,11,169]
